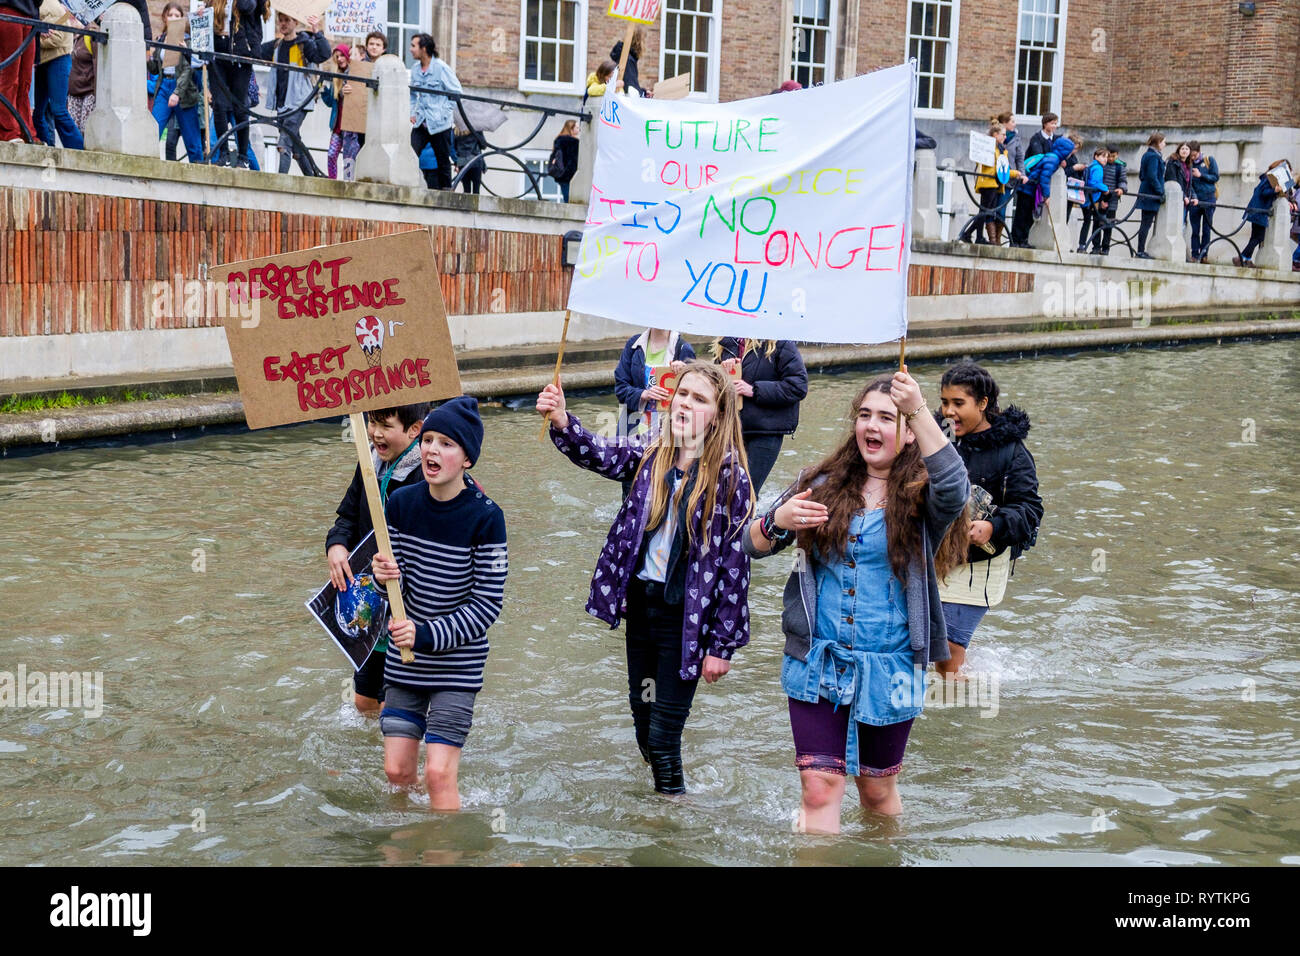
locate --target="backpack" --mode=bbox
[547,144,566,181]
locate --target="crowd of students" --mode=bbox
[967,111,1299,269]
[329,343,1042,832]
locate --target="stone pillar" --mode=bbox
[83,4,159,157]
[1028,181,1070,254]
[912,149,941,240]
[568,109,597,204]
[431,0,457,72]
[1253,192,1294,272]
[354,54,422,188]
[1147,179,1187,261]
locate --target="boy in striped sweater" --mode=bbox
[372,396,507,810]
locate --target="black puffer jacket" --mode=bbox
[942,405,1043,563]
[230,0,266,58]
[714,338,808,437]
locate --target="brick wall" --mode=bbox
[0,186,571,337]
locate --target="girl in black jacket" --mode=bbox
[934,362,1043,676]
[711,338,808,495]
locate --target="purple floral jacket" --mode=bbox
[550,413,753,680]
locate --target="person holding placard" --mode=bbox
[536,363,754,796]
[609,28,644,96]
[710,338,808,497]
[321,44,361,181]
[261,9,330,175]
[371,397,508,811]
[34,0,83,150]
[409,32,462,190]
[933,362,1041,677]
[743,371,970,829]
[971,121,1020,246]
[1235,160,1296,268]
[211,0,265,168]
[147,3,206,164]
[325,403,431,716]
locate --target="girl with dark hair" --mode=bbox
[609,27,644,96]
[744,370,970,830]
[537,362,754,796]
[1187,142,1219,264]
[1165,141,1195,228]
[933,362,1042,676]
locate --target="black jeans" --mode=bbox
[1136,209,1158,253]
[625,577,698,794]
[743,433,783,496]
[213,61,252,162]
[1010,189,1036,246]
[1078,204,1103,250]
[412,124,453,189]
[1241,222,1267,261]
[1189,206,1213,258]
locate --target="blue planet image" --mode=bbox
[334,573,388,640]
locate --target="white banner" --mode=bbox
[567,63,915,345]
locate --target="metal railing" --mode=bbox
[0,11,588,196]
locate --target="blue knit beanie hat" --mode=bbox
[420,395,483,466]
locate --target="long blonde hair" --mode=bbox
[635,362,754,554]
[708,338,778,361]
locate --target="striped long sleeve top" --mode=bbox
[382,476,508,693]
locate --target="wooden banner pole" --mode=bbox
[538,310,572,440]
[895,336,906,453]
[350,412,415,663]
[614,21,634,93]
[201,66,213,163]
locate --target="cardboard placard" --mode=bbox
[649,361,740,409]
[1267,160,1295,195]
[653,72,690,101]
[968,130,996,166]
[63,0,112,24]
[608,0,661,23]
[326,0,384,37]
[212,231,462,430]
[162,18,186,68]
[272,0,330,28]
[189,9,213,54]
[340,58,371,134]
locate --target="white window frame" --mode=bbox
[1012,0,1067,125]
[519,0,587,94]
[905,0,960,120]
[789,0,837,88]
[659,0,722,103]
[388,0,434,69]
[519,149,566,201]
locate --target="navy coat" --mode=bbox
[1243,173,1281,227]
[1135,148,1166,211]
[1190,156,1219,205]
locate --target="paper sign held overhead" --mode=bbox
[567,63,915,345]
[272,0,330,27]
[607,0,661,23]
[212,231,462,430]
[327,0,385,37]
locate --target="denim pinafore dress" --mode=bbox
[780,509,920,775]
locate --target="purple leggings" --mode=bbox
[788,697,914,777]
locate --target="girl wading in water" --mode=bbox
[934,362,1042,676]
[536,362,755,795]
[744,371,969,831]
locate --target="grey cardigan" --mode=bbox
[743,443,970,669]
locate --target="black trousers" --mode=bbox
[1136,209,1158,253]
[1010,190,1036,246]
[743,433,784,497]
[1078,204,1103,250]
[1241,222,1268,261]
[412,124,453,189]
[1189,206,1214,258]
[625,577,698,794]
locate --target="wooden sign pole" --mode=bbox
[895,337,906,453]
[538,310,572,440]
[201,67,213,162]
[614,21,634,93]
[350,411,415,663]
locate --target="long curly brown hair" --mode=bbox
[795,375,969,583]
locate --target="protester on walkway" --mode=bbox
[261,10,330,175]
[215,0,267,169]
[1134,133,1166,259]
[1076,146,1109,253]
[1098,145,1126,255]
[1028,131,1080,207]
[65,28,95,133]
[934,362,1042,677]
[999,113,1024,238]
[1187,142,1219,264]
[1010,113,1058,247]
[743,371,969,830]
[321,44,360,181]
[711,338,808,496]
[609,28,644,96]
[409,32,461,189]
[550,119,579,201]
[537,364,754,796]
[453,124,486,194]
[970,120,1020,245]
[34,0,82,149]
[1235,161,1296,268]
[584,59,615,104]
[363,29,385,60]
[0,0,39,142]
[1164,141,1195,230]
[148,3,205,164]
